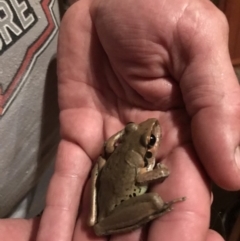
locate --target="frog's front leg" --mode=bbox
[104,129,125,156]
[93,193,184,236]
[136,163,170,184]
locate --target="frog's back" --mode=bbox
[97,149,146,218]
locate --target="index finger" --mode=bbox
[36,140,92,241]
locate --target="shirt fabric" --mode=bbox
[0,0,64,217]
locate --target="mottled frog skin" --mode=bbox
[88,118,185,236]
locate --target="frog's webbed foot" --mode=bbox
[154,196,186,214]
[93,193,185,236]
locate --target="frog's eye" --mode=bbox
[148,134,156,147]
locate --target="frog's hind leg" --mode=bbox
[88,156,106,226]
[144,196,186,222]
[93,193,185,236]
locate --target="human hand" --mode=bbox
[36,0,240,241]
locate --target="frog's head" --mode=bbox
[124,118,161,167]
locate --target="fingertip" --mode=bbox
[210,147,240,191]
[206,230,225,241]
[192,109,240,191]
[208,164,240,192]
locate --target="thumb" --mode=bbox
[177,3,240,190]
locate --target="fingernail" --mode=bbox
[235,146,240,170]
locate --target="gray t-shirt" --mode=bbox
[0,0,64,217]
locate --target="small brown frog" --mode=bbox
[88,118,185,236]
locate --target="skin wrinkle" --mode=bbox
[60,111,104,157]
[111,62,183,110]
[153,209,208,226]
[59,76,101,94]
[109,65,134,98]
[179,67,231,117]
[108,67,154,110]
[121,36,168,65]
[132,80,183,109]
[180,65,239,116]
[93,6,182,111]
[173,2,228,83]
[97,45,144,107]
[60,107,117,136]
[44,205,73,212]
[116,99,128,124]
[172,3,201,79]
[55,171,86,180]
[182,81,225,111]
[105,63,128,103]
[60,80,119,115]
[115,36,168,78]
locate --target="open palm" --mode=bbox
[3,0,239,241]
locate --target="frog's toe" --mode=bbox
[93,224,105,236]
